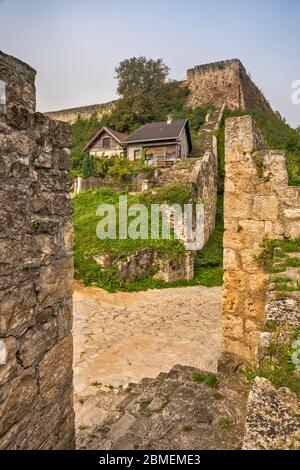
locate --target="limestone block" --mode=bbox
[244,298,265,322]
[224,193,253,219]
[37,257,73,308]
[248,272,269,293]
[38,335,73,395]
[0,284,37,336]
[253,195,279,221]
[288,221,300,239]
[243,377,300,450]
[238,219,264,235]
[0,368,38,436]
[57,299,73,340]
[283,208,300,220]
[222,337,251,361]
[61,221,74,254]
[223,230,249,251]
[222,287,240,316]
[18,317,57,367]
[223,248,240,270]
[240,249,260,273]
[223,314,244,339]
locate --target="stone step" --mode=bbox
[77,362,248,450]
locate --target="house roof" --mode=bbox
[123,119,192,152]
[83,127,128,152]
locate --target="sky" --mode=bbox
[0,0,299,127]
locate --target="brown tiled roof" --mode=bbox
[83,126,128,151]
[107,128,128,142]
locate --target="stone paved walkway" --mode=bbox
[73,281,222,445]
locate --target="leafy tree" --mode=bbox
[94,155,115,179]
[82,153,95,178]
[115,56,169,98]
[107,156,136,183]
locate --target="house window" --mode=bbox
[134,149,140,160]
[102,137,110,148]
[0,81,6,106]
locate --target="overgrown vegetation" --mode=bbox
[191,372,219,389]
[254,236,300,273]
[73,188,224,292]
[225,108,300,185]
[70,56,209,176]
[244,330,300,396]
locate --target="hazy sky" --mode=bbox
[0,0,299,126]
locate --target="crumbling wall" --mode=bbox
[0,51,75,449]
[187,59,272,114]
[45,101,115,124]
[222,115,300,362]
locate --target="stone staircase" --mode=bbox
[152,106,224,189]
[76,360,248,450]
[192,107,224,156]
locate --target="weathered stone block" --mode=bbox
[38,335,73,395]
[0,284,37,336]
[0,368,38,436]
[253,195,279,221]
[0,337,17,384]
[37,257,73,308]
[18,317,57,367]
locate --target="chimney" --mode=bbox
[167,115,173,124]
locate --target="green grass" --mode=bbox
[244,332,300,396]
[192,372,219,388]
[73,187,224,292]
[219,418,232,430]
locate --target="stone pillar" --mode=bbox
[0,51,75,449]
[222,116,271,363]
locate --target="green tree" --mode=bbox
[82,153,95,178]
[115,56,169,98]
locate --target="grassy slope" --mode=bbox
[73,188,223,292]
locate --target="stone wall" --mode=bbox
[45,101,115,124]
[222,115,300,362]
[0,51,75,449]
[94,249,194,283]
[187,59,272,114]
[243,257,300,449]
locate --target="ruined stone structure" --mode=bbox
[94,249,194,283]
[46,59,273,124]
[0,51,75,449]
[187,59,273,114]
[45,101,115,124]
[222,115,300,362]
[154,107,224,244]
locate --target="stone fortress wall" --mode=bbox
[0,51,75,449]
[222,115,300,362]
[187,59,273,114]
[45,59,273,124]
[45,101,115,124]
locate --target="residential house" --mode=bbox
[83,126,128,157]
[123,118,192,167]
